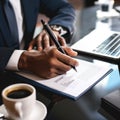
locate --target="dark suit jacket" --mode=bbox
[0,0,75,71]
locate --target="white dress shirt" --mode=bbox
[6,0,25,71]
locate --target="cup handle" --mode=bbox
[15,102,23,118]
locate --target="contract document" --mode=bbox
[15,59,112,100]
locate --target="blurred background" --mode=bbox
[36,0,120,45]
[68,0,120,45]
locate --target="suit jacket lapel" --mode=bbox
[21,0,40,49]
[0,2,15,47]
[0,0,40,49]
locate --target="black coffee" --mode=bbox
[101,4,109,12]
[7,89,31,99]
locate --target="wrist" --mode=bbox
[18,51,29,71]
[6,50,25,71]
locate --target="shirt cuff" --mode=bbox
[6,50,25,71]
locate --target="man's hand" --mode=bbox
[18,46,78,79]
[28,30,66,51]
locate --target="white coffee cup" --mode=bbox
[98,0,114,12]
[2,83,36,120]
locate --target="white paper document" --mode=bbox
[16,59,112,100]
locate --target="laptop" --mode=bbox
[71,29,120,65]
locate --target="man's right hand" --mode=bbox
[18,46,78,79]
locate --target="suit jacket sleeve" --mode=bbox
[0,47,14,71]
[40,0,76,39]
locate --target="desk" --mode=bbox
[44,63,120,120]
[46,5,120,120]
[0,59,119,120]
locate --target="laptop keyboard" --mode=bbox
[93,33,120,57]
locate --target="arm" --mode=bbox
[28,0,76,51]
[40,0,76,41]
[0,47,14,71]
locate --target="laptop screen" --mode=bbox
[71,29,120,65]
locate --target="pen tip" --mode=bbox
[74,67,77,72]
[72,65,77,72]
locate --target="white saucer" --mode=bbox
[0,100,47,120]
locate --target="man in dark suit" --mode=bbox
[0,0,78,79]
[0,0,77,103]
[0,0,79,105]
[0,0,80,107]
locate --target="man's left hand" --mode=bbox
[28,30,66,51]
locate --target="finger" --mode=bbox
[36,39,43,51]
[63,47,78,57]
[28,40,36,51]
[47,52,72,73]
[43,34,50,48]
[37,33,44,51]
[50,38,55,46]
[54,59,71,73]
[46,53,71,75]
[56,50,79,68]
[58,35,66,46]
